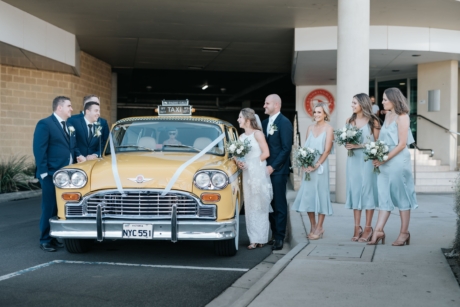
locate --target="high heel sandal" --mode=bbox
[367,231,385,245]
[307,227,316,239]
[392,232,410,246]
[351,225,363,242]
[247,243,258,250]
[358,226,373,243]
[309,229,324,240]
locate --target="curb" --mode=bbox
[288,209,309,247]
[229,242,307,307]
[0,190,42,204]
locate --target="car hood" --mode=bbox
[89,152,226,191]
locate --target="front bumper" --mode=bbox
[49,217,237,241]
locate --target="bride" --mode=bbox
[236,108,273,249]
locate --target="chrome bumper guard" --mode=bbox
[49,216,237,241]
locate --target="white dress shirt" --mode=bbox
[266,112,280,136]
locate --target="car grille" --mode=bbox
[86,191,199,217]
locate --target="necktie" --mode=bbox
[88,124,93,142]
[61,121,70,140]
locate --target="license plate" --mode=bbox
[122,224,153,239]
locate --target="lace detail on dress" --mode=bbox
[240,132,273,243]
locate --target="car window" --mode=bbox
[106,120,225,156]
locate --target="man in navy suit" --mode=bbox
[33,96,86,252]
[68,101,102,160]
[262,94,293,250]
[69,95,109,152]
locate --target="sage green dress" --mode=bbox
[378,120,418,211]
[345,124,378,210]
[292,131,333,215]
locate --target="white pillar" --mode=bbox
[111,72,117,125]
[336,0,370,203]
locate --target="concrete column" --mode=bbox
[336,0,370,203]
[418,60,458,170]
[111,72,117,125]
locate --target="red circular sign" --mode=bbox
[304,89,335,117]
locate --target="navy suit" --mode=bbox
[262,113,293,241]
[33,114,77,244]
[70,112,109,154]
[68,115,103,158]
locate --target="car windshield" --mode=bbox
[106,120,225,156]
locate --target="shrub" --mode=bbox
[453,175,460,253]
[0,156,35,194]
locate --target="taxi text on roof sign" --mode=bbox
[158,99,193,116]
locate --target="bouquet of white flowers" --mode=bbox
[333,125,363,157]
[363,140,389,174]
[334,125,363,157]
[292,146,320,181]
[226,139,252,162]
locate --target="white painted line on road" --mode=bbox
[0,260,249,282]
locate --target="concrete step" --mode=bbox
[415,185,455,193]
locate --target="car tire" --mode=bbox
[214,238,237,256]
[64,239,93,253]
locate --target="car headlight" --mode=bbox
[194,170,228,190]
[53,169,87,189]
[211,172,227,189]
[195,173,211,189]
[54,171,70,188]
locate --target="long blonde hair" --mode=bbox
[240,108,261,130]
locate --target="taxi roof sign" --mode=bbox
[158,99,193,116]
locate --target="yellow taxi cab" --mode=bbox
[49,100,242,256]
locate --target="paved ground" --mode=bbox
[247,193,460,307]
[0,196,272,307]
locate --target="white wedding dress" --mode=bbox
[240,132,273,244]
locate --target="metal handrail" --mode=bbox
[294,111,301,146]
[413,114,460,135]
[409,143,434,185]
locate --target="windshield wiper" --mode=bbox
[162,144,201,152]
[115,145,155,152]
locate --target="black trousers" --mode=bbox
[39,175,57,244]
[269,174,288,240]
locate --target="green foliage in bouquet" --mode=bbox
[226,138,252,161]
[363,140,389,174]
[292,146,320,181]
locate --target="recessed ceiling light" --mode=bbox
[392,70,400,72]
[202,47,222,53]
[220,88,226,92]
[146,86,152,90]
[412,54,421,57]
[188,66,203,70]
[400,83,406,85]
[202,85,209,90]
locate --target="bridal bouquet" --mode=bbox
[226,139,252,162]
[363,140,389,174]
[333,125,362,157]
[292,146,320,181]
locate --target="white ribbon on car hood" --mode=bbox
[161,133,225,196]
[109,132,126,196]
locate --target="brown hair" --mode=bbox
[349,93,380,132]
[83,94,99,106]
[240,108,261,131]
[52,96,70,111]
[384,88,409,115]
[313,102,331,122]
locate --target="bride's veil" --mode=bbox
[254,114,263,130]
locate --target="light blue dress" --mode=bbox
[378,120,418,211]
[292,131,333,215]
[345,124,378,210]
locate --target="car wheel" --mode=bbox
[214,238,237,256]
[64,239,93,253]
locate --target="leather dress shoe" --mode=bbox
[51,238,64,248]
[267,239,275,245]
[40,243,57,252]
[271,239,284,251]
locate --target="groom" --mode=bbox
[262,94,293,250]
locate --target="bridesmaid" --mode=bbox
[292,103,334,240]
[368,87,418,246]
[345,93,380,242]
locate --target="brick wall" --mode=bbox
[0,52,112,161]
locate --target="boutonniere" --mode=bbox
[94,125,102,137]
[269,123,278,135]
[68,126,75,136]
